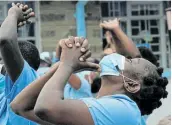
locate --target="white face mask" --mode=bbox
[99,53,125,77]
[99,53,138,85]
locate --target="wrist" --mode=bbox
[113,26,120,32]
[59,62,74,73]
[8,12,19,18]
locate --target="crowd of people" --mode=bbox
[0,2,170,125]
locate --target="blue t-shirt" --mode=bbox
[64,73,92,99]
[0,74,5,94]
[80,94,141,125]
[0,61,38,125]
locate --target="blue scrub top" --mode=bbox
[0,61,38,125]
[80,94,142,125]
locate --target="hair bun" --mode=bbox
[157,67,164,76]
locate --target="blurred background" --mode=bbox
[0,1,171,125]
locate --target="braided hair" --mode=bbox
[138,47,159,67]
[131,67,168,115]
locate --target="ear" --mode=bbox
[124,81,141,93]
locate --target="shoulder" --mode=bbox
[80,95,141,125]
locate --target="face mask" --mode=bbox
[99,53,138,86]
[99,53,125,77]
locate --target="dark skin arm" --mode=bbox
[104,31,116,52]
[10,62,60,125]
[11,37,96,124]
[34,38,99,125]
[100,18,141,58]
[0,3,34,82]
[56,37,90,90]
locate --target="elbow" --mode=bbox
[0,37,12,48]
[10,102,23,116]
[34,105,50,121]
[10,101,30,116]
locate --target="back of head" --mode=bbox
[131,63,168,115]
[18,41,40,70]
[138,46,159,66]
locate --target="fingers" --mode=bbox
[19,4,24,9]
[103,20,108,24]
[23,5,28,11]
[24,12,35,19]
[26,20,32,24]
[81,39,89,52]
[67,36,75,48]
[59,39,66,48]
[23,8,32,15]
[64,39,74,48]
[12,3,15,7]
[74,37,82,47]
[81,62,101,72]
[99,22,105,28]
[79,50,91,62]
[18,21,26,27]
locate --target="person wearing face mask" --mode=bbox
[11,37,168,125]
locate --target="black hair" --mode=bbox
[91,77,101,93]
[131,67,168,115]
[138,47,159,67]
[93,58,100,64]
[1,65,6,75]
[18,41,40,70]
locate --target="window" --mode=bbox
[101,1,127,17]
[131,4,160,16]
[0,2,6,20]
[101,1,169,68]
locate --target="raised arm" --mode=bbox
[34,37,100,125]
[56,37,91,90]
[10,62,59,125]
[104,31,117,51]
[100,18,141,58]
[0,3,34,82]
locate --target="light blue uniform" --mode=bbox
[64,73,92,99]
[0,74,5,94]
[0,61,38,125]
[80,94,141,125]
[84,53,147,125]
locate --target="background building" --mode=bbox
[0,1,170,68]
[0,1,171,125]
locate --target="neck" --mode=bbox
[96,78,125,98]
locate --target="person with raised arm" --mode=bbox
[12,36,168,125]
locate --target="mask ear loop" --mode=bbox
[116,65,138,84]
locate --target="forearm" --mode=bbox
[0,15,17,40]
[0,15,24,82]
[11,62,60,112]
[35,64,73,110]
[113,27,141,58]
[19,110,55,125]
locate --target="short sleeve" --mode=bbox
[141,115,149,125]
[80,95,141,125]
[64,74,92,99]
[77,74,92,94]
[4,60,38,102]
[0,74,5,94]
